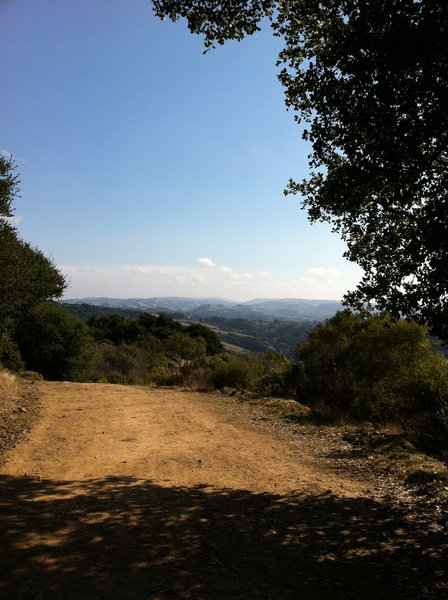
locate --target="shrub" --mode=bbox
[104,344,138,377]
[148,364,175,386]
[296,311,448,443]
[210,353,261,390]
[255,351,296,398]
[296,311,364,409]
[0,367,18,398]
[19,370,44,381]
[165,332,206,363]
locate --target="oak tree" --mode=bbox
[152,1,448,339]
[0,157,67,335]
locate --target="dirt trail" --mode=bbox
[0,382,368,495]
[1,382,446,599]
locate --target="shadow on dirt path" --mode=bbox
[1,474,446,600]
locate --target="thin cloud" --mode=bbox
[4,215,24,224]
[60,263,355,301]
[197,258,216,267]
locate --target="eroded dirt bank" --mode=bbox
[0,382,447,599]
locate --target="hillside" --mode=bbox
[63,296,343,322]
[58,298,334,357]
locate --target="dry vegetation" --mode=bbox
[0,369,39,460]
[0,368,18,399]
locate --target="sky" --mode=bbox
[1,0,362,301]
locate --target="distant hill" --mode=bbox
[63,296,342,322]
[60,297,342,358]
[54,302,147,321]
[59,297,342,359]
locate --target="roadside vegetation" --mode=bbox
[2,301,448,466]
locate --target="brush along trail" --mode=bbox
[0,382,446,599]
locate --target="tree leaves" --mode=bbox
[152,0,448,339]
[0,160,67,334]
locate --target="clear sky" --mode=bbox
[1,0,361,301]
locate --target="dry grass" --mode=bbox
[0,367,19,400]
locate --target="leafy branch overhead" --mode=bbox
[152,0,448,340]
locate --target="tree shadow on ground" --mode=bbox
[0,475,446,600]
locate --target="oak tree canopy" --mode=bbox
[152,1,448,340]
[0,156,67,335]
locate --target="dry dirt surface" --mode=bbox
[0,382,447,600]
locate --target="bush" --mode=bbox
[104,345,138,377]
[0,367,18,398]
[296,310,364,409]
[165,332,206,363]
[19,370,44,381]
[106,372,128,385]
[0,333,24,371]
[148,364,175,386]
[209,354,261,390]
[296,311,448,444]
[256,351,296,398]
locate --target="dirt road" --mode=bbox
[0,382,446,599]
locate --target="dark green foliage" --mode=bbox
[61,303,314,357]
[0,159,66,337]
[152,0,275,49]
[85,313,223,385]
[0,223,67,333]
[186,323,223,355]
[103,344,139,377]
[165,332,206,362]
[277,0,448,340]
[56,302,144,321]
[296,311,365,409]
[87,314,143,345]
[152,1,448,340]
[206,351,295,397]
[0,332,24,371]
[88,341,144,384]
[87,312,222,355]
[137,332,163,364]
[0,155,19,218]
[14,304,93,381]
[257,350,296,398]
[296,312,448,443]
[137,312,184,340]
[84,310,296,396]
[210,353,260,391]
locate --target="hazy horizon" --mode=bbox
[62,294,342,303]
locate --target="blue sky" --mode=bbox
[1,0,361,300]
